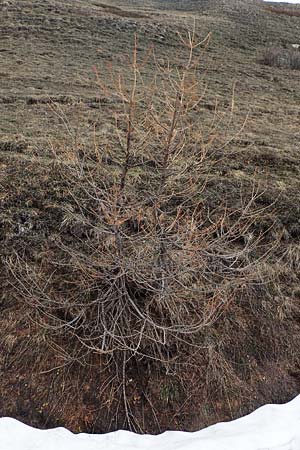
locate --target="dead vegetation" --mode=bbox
[258,46,300,71]
[96,2,148,18]
[264,5,300,18]
[1,0,300,436]
[7,30,286,432]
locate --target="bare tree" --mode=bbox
[9,28,273,430]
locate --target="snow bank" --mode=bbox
[0,396,300,450]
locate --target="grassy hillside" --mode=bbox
[0,0,300,434]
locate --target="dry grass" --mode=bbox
[96,2,148,18]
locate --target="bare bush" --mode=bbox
[258,46,300,70]
[289,49,300,70]
[264,5,300,18]
[9,29,274,430]
[258,46,287,68]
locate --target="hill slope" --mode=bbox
[0,0,300,434]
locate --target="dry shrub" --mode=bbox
[289,50,300,70]
[265,5,300,18]
[258,46,287,68]
[258,46,300,70]
[9,29,276,431]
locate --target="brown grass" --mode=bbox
[96,2,148,19]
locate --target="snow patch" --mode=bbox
[0,396,300,450]
[264,1,300,3]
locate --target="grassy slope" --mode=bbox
[0,0,300,433]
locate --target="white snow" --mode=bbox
[0,396,300,450]
[264,1,300,3]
